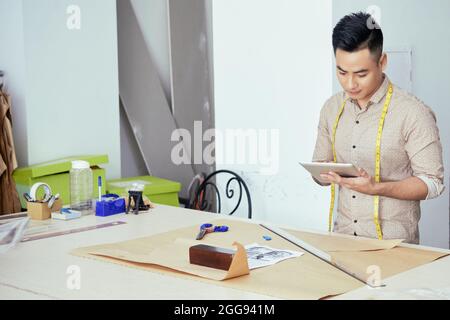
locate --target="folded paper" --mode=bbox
[71,219,448,299]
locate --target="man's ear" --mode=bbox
[379,53,387,71]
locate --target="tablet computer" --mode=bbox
[300,162,360,179]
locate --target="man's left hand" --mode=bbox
[320,168,376,195]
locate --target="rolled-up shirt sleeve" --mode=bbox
[417,175,445,200]
[404,104,445,200]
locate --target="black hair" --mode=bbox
[332,12,383,59]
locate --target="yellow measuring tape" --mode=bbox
[329,83,393,239]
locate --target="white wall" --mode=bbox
[0,0,121,178]
[333,0,450,248]
[213,0,333,229]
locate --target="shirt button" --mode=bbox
[354,232,357,236]
[354,220,358,223]
[356,120,360,124]
[352,145,356,149]
[352,195,356,199]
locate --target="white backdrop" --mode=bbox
[212,0,334,231]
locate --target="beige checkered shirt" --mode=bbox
[312,75,444,244]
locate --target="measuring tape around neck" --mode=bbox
[329,83,393,240]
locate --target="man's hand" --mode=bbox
[320,168,376,195]
[319,167,429,200]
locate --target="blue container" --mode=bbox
[95,194,126,217]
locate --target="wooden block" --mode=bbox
[189,244,235,271]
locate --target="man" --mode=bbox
[312,12,444,244]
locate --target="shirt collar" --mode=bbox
[346,74,390,109]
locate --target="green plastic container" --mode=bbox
[106,176,181,207]
[13,155,108,209]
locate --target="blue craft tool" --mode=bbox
[196,223,229,240]
[95,194,126,217]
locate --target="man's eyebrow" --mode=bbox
[336,66,369,74]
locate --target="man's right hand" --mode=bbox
[313,176,331,186]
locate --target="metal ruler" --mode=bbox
[21,221,127,242]
[260,224,383,288]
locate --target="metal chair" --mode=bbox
[190,170,252,219]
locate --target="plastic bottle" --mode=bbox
[70,160,93,215]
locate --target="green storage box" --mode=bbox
[106,176,181,207]
[13,155,108,209]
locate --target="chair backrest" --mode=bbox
[192,170,252,219]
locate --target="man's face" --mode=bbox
[335,48,386,102]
